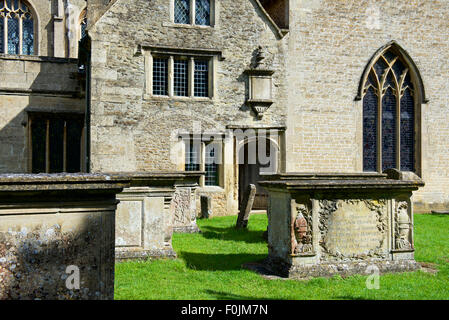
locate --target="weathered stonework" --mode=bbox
[259,171,424,279]
[114,172,202,261]
[0,174,130,300]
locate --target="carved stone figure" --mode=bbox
[395,201,412,250]
[291,204,313,255]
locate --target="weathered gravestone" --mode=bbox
[257,170,425,278]
[201,195,212,219]
[0,174,130,300]
[236,184,257,229]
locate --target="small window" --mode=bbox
[149,54,212,99]
[153,58,169,96]
[0,0,35,55]
[29,113,85,173]
[173,0,212,26]
[184,138,222,187]
[194,60,209,97]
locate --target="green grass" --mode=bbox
[115,213,449,300]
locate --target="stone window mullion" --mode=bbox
[168,56,174,97]
[188,57,194,97]
[190,0,195,25]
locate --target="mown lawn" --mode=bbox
[115,213,449,300]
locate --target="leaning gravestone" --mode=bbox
[257,170,425,278]
[201,195,212,219]
[236,184,257,229]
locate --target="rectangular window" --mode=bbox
[195,0,210,25]
[29,114,84,173]
[174,59,188,97]
[194,60,209,97]
[7,16,19,54]
[153,58,169,96]
[174,0,190,24]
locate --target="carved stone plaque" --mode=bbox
[320,200,387,260]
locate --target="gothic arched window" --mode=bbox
[0,0,34,55]
[361,44,423,173]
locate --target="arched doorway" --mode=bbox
[238,137,278,211]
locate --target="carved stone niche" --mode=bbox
[245,46,274,119]
[394,200,413,251]
[291,202,315,257]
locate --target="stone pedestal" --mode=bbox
[258,171,424,279]
[113,172,202,261]
[0,174,130,300]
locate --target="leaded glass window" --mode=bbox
[195,0,210,26]
[174,0,190,24]
[174,59,188,96]
[361,46,417,172]
[194,60,209,97]
[153,58,169,96]
[0,0,34,55]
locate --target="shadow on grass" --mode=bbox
[204,290,273,300]
[178,252,266,271]
[198,226,266,244]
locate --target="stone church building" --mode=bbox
[0,0,448,215]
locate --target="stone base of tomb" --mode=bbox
[263,256,421,279]
[173,224,201,233]
[115,248,177,261]
[113,172,202,260]
[258,170,425,280]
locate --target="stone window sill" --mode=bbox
[162,22,216,30]
[143,94,214,102]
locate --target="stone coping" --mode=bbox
[259,170,424,191]
[0,173,131,192]
[0,171,205,192]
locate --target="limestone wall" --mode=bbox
[286,0,449,212]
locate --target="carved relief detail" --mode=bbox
[394,201,413,250]
[318,199,387,261]
[291,203,314,256]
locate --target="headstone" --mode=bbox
[236,184,257,229]
[201,195,212,219]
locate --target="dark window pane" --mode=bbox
[185,140,200,171]
[363,86,378,172]
[392,56,406,80]
[22,16,34,55]
[153,58,168,95]
[373,57,388,79]
[195,0,210,25]
[400,89,415,171]
[205,144,219,186]
[382,88,397,171]
[194,60,208,97]
[49,119,64,173]
[66,120,83,173]
[7,16,19,54]
[0,18,4,54]
[31,119,46,173]
[174,59,188,96]
[174,0,190,24]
